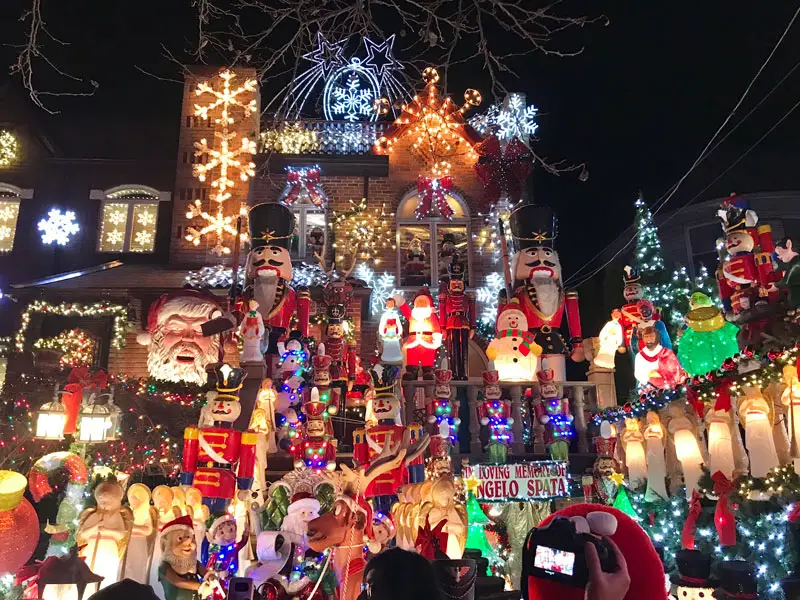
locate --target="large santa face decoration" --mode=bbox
[139,293,221,385]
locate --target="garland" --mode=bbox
[591,344,800,426]
[16,300,128,352]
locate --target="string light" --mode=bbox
[469,93,539,141]
[0,131,19,167]
[184,200,248,257]
[375,67,482,175]
[475,272,505,339]
[33,329,97,368]
[330,198,396,270]
[16,300,128,352]
[474,204,513,262]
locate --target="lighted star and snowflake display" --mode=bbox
[323,62,379,122]
[470,93,539,142]
[38,208,79,246]
[185,200,248,257]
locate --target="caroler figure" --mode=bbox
[292,387,337,471]
[239,298,265,364]
[478,369,513,463]
[505,203,583,381]
[393,288,443,381]
[181,364,257,513]
[245,202,310,376]
[534,364,573,461]
[378,298,404,365]
[438,254,476,380]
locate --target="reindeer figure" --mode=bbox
[306,430,429,600]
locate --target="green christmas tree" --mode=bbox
[612,487,636,518]
[465,490,500,574]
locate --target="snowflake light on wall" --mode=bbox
[185,200,248,257]
[38,209,79,246]
[323,59,380,122]
[475,272,505,338]
[0,131,19,167]
[470,93,538,142]
[354,263,399,317]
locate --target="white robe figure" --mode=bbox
[644,412,668,501]
[620,418,647,490]
[240,302,266,363]
[783,367,800,462]
[667,404,705,500]
[594,317,623,369]
[739,387,780,478]
[378,307,404,365]
[123,484,156,583]
[705,408,736,480]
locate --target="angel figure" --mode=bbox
[123,483,158,584]
[417,478,467,559]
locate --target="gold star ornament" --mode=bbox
[464,473,482,493]
[609,472,626,486]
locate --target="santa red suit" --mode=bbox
[396,289,442,376]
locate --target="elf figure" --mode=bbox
[438,254,476,380]
[393,288,443,381]
[478,369,513,463]
[181,364,257,513]
[534,365,573,461]
[426,366,461,458]
[292,387,337,471]
[205,513,250,592]
[239,298,266,364]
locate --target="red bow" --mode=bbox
[685,387,705,419]
[62,368,108,436]
[712,471,736,546]
[714,382,732,412]
[473,136,534,212]
[416,176,454,219]
[415,517,448,560]
[285,167,326,207]
[681,490,702,549]
[67,366,108,391]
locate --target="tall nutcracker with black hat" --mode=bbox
[322,278,355,413]
[504,203,583,381]
[670,549,717,600]
[245,202,310,376]
[438,253,476,380]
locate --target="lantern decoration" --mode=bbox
[0,470,39,575]
[35,393,68,440]
[77,389,119,443]
[677,293,739,376]
[374,67,482,176]
[473,135,534,212]
[282,165,327,207]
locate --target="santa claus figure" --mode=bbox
[292,387,336,471]
[393,288,443,381]
[280,492,321,546]
[478,369,513,463]
[181,364,257,513]
[137,292,222,385]
[716,194,779,316]
[245,202,310,375]
[507,203,582,381]
[633,320,685,389]
[438,254,476,380]
[534,364,573,461]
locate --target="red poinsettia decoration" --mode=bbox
[473,135,534,212]
[415,517,448,560]
[61,368,108,435]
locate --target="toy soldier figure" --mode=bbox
[181,364,257,513]
[439,254,476,380]
[245,202,310,375]
[505,203,583,381]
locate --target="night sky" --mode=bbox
[1,1,799,274]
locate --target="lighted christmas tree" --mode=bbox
[612,486,636,518]
[464,476,500,574]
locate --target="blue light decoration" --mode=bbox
[323,58,381,122]
[470,93,539,142]
[38,208,80,246]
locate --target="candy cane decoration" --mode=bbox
[28,451,89,556]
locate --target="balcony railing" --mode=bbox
[259,120,389,155]
[401,378,606,457]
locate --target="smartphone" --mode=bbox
[227,577,254,600]
[533,545,576,576]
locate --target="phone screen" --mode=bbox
[533,545,575,576]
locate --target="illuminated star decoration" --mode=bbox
[38,208,80,246]
[279,32,346,118]
[464,473,482,494]
[470,93,539,143]
[609,471,626,486]
[362,35,407,114]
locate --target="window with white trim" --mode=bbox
[93,186,168,253]
[396,191,470,288]
[287,203,326,260]
[0,183,32,253]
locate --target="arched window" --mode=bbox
[91,185,169,253]
[0,183,33,253]
[396,189,471,288]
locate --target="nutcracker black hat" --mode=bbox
[717,194,757,235]
[448,253,466,280]
[622,265,641,285]
[509,203,557,249]
[249,202,295,250]
[712,561,760,599]
[670,549,717,588]
[327,304,346,322]
[212,363,246,398]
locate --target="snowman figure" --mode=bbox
[275,334,309,449]
[670,549,717,600]
[486,299,542,381]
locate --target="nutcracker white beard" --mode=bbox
[530,275,561,317]
[148,327,220,385]
[253,272,278,318]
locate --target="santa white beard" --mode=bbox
[531,275,561,318]
[147,329,219,385]
[253,273,279,318]
[161,549,197,575]
[281,512,310,538]
[411,306,432,322]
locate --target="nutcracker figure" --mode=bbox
[353,366,425,514]
[534,365,573,461]
[393,288,443,381]
[245,202,311,376]
[181,364,257,513]
[506,203,583,381]
[716,194,779,316]
[292,387,337,471]
[439,254,476,380]
[478,369,513,463]
[323,279,355,410]
[426,365,461,458]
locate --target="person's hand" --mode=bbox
[584,537,630,600]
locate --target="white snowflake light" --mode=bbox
[355,263,399,316]
[332,74,374,122]
[107,210,127,226]
[185,200,248,257]
[470,93,539,142]
[38,208,79,246]
[323,58,380,122]
[105,229,124,245]
[137,209,156,227]
[476,272,505,335]
[134,230,153,247]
